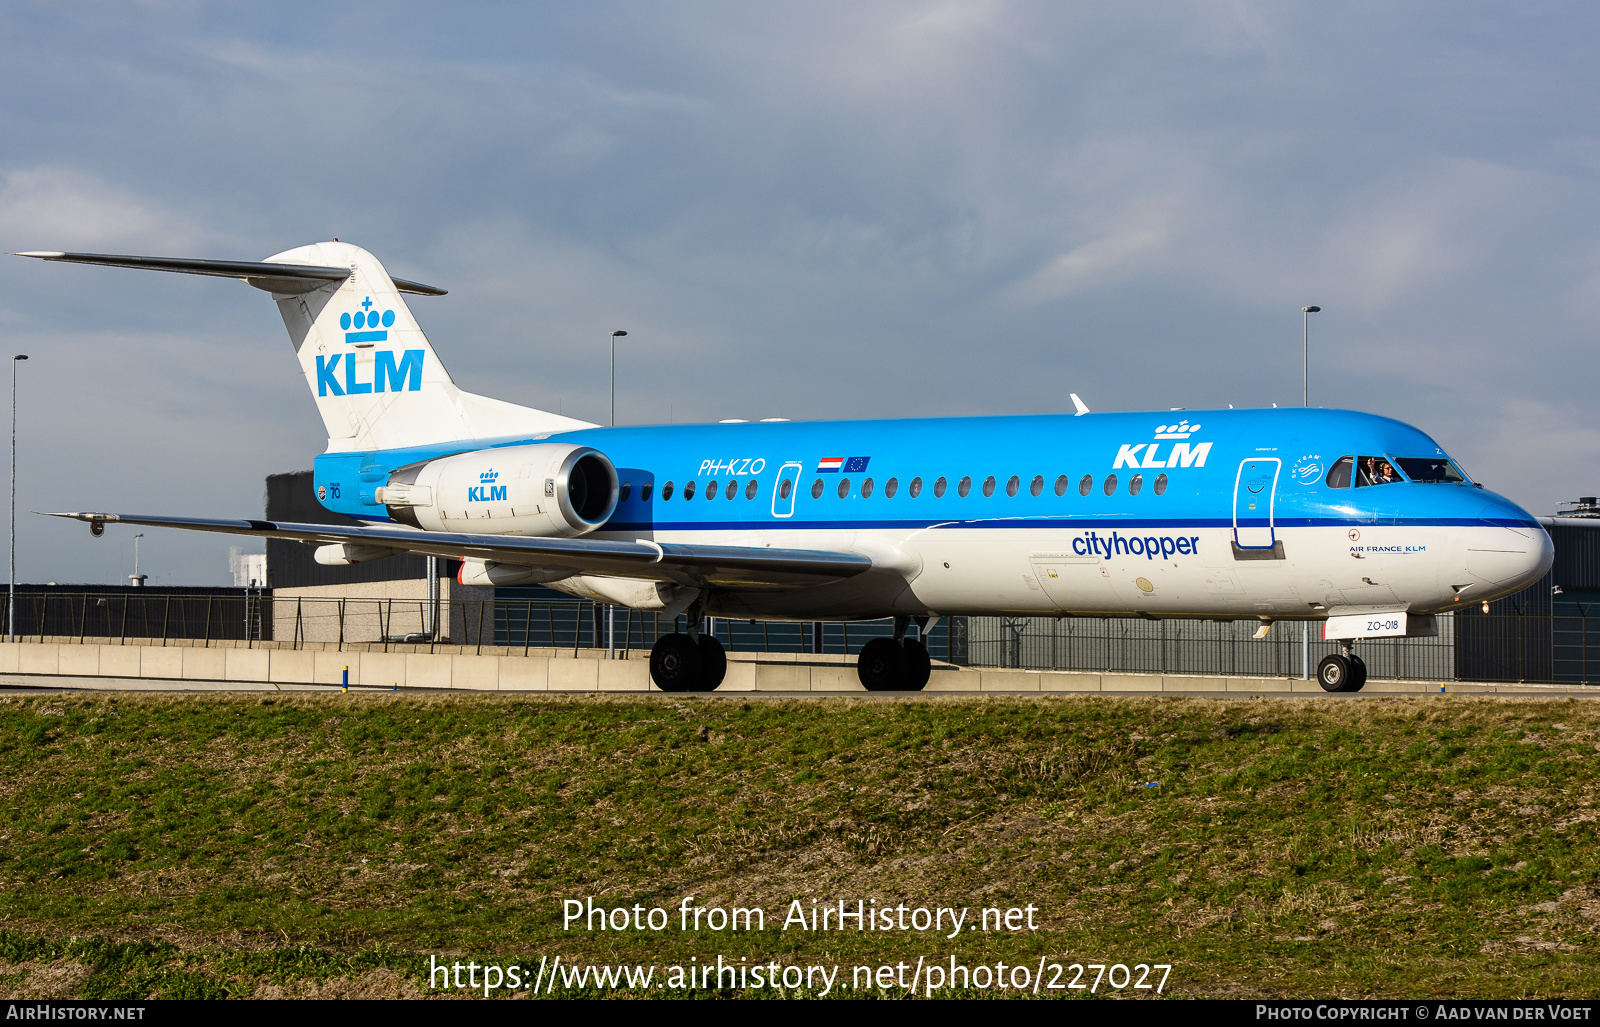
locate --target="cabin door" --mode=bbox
[770,462,802,518]
[1233,458,1282,550]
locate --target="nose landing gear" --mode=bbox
[1316,642,1368,693]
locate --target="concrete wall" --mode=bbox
[0,639,1549,693]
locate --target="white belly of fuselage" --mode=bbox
[603,522,1544,621]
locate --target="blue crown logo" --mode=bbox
[480,469,499,483]
[339,296,396,343]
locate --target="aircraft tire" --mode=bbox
[1316,654,1351,692]
[694,634,727,692]
[1347,655,1367,692]
[857,637,908,691]
[902,638,931,691]
[650,633,703,693]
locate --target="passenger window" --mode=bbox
[1153,473,1167,496]
[1079,474,1093,496]
[705,480,717,500]
[778,478,792,500]
[684,480,697,500]
[885,477,898,498]
[1356,456,1401,487]
[1103,474,1118,496]
[1007,475,1020,497]
[1326,456,1353,489]
[861,477,874,498]
[640,482,653,502]
[1129,473,1143,496]
[934,477,947,498]
[725,480,738,499]
[838,478,851,499]
[1055,475,1069,497]
[910,477,923,498]
[745,479,758,499]
[661,481,674,501]
[619,481,631,502]
[811,479,824,499]
[982,476,996,497]
[958,476,972,497]
[1030,475,1043,497]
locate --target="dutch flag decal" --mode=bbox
[816,457,844,473]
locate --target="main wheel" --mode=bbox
[650,633,703,693]
[1347,655,1367,693]
[1317,654,1351,692]
[902,638,931,692]
[695,634,727,692]
[857,637,908,691]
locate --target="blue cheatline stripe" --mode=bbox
[345,330,388,343]
[601,516,1536,533]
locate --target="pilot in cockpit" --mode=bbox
[1357,456,1400,487]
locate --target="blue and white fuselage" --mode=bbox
[314,407,1549,623]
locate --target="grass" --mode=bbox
[0,691,1595,998]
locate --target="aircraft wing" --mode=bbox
[45,512,872,590]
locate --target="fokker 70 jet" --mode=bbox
[16,243,1552,692]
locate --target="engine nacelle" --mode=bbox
[376,443,618,537]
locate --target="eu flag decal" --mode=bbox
[843,456,871,473]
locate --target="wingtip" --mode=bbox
[13,251,66,259]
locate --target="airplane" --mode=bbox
[16,242,1553,694]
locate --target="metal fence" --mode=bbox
[0,590,267,644]
[966,614,1459,681]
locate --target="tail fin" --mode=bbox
[15,241,593,452]
[266,241,592,451]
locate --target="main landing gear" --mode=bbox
[856,617,933,692]
[649,605,727,693]
[1316,643,1368,693]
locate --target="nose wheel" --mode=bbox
[1316,647,1368,693]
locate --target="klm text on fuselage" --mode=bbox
[316,351,425,396]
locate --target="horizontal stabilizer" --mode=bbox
[45,511,874,591]
[13,251,446,296]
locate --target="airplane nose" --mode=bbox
[1467,501,1553,594]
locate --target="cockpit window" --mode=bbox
[1326,456,1353,489]
[1355,456,1402,487]
[1396,457,1467,484]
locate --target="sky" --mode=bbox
[0,1,1597,585]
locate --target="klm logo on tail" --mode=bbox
[468,469,506,503]
[316,350,425,396]
[340,296,395,343]
[317,295,424,396]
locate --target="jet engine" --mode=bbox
[375,443,618,537]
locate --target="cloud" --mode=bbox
[0,167,224,253]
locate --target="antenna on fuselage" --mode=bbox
[1070,393,1090,416]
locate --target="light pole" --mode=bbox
[1301,306,1320,408]
[9,354,26,642]
[609,330,627,430]
[1301,306,1320,679]
[607,330,626,658]
[130,534,145,587]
